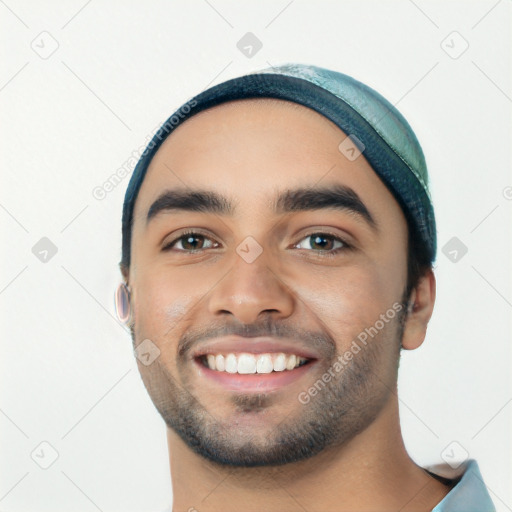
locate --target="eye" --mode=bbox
[162,230,352,256]
[162,231,218,252]
[293,232,352,256]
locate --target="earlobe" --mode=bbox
[401,269,436,351]
[115,282,132,324]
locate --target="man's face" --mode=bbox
[128,98,410,467]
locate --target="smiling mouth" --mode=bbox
[198,352,313,375]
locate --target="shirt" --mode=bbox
[430,459,495,511]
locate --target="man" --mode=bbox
[115,64,494,511]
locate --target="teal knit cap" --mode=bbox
[121,63,436,268]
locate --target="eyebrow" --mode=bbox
[146,184,378,232]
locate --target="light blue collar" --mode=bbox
[431,459,495,511]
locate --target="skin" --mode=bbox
[123,98,450,511]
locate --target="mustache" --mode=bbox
[177,318,336,360]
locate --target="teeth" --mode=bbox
[225,353,237,373]
[203,352,308,374]
[256,354,273,374]
[286,354,297,370]
[237,353,256,374]
[273,353,286,372]
[207,354,216,371]
[215,354,225,371]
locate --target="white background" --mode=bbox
[1,1,511,511]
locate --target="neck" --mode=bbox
[167,395,451,511]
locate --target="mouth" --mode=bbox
[198,352,311,374]
[193,352,317,393]
[190,336,321,393]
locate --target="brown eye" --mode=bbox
[294,232,353,258]
[163,232,217,252]
[294,232,351,254]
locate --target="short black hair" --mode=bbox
[406,217,432,301]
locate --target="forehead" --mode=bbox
[132,98,404,226]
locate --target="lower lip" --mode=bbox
[193,358,317,393]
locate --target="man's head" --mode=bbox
[117,65,437,467]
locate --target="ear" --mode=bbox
[401,268,436,350]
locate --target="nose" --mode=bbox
[207,251,295,325]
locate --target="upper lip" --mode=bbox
[191,336,320,361]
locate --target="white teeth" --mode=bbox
[273,353,286,372]
[256,354,273,374]
[225,353,237,373]
[207,354,216,371]
[237,353,256,374]
[286,354,297,370]
[215,354,225,371]
[203,352,308,374]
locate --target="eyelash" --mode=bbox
[162,229,353,258]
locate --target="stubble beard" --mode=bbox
[131,301,407,468]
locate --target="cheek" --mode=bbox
[132,271,197,342]
[295,263,398,344]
